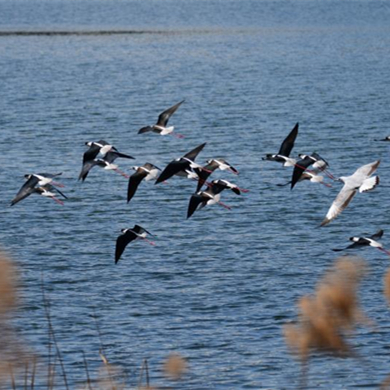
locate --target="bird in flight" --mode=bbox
[115,225,155,264]
[138,100,185,138]
[262,123,299,167]
[332,229,390,255]
[320,160,380,226]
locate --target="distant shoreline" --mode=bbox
[0,30,168,36]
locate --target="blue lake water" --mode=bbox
[1,0,390,388]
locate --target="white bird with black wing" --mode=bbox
[127,163,161,203]
[262,123,299,167]
[332,229,390,255]
[155,142,207,184]
[115,225,155,264]
[138,100,185,138]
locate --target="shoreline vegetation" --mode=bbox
[0,250,187,390]
[2,249,390,389]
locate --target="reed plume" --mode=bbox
[383,268,390,305]
[0,250,30,387]
[163,352,188,380]
[284,256,368,387]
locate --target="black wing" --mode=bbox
[52,186,68,199]
[183,142,207,161]
[138,126,153,134]
[187,193,206,219]
[83,144,101,164]
[78,160,98,182]
[291,156,313,189]
[278,122,299,157]
[230,186,241,195]
[127,170,148,203]
[10,176,39,206]
[209,181,228,195]
[103,151,135,164]
[332,242,363,252]
[115,231,137,264]
[156,100,185,127]
[225,161,239,174]
[311,153,329,166]
[370,229,384,240]
[143,162,160,171]
[155,159,189,184]
[133,225,153,236]
[195,162,216,191]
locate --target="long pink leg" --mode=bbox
[323,170,336,180]
[140,237,156,246]
[51,181,65,188]
[113,168,130,179]
[51,197,64,206]
[218,201,231,210]
[378,247,390,256]
[172,132,185,139]
[294,162,336,181]
[294,163,315,173]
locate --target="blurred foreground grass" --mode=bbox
[0,250,187,390]
[2,249,390,389]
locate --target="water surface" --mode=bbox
[1,0,390,388]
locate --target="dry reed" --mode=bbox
[383,268,390,305]
[0,249,191,390]
[284,256,368,387]
[163,353,187,380]
[0,250,31,388]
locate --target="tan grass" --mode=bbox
[163,352,188,380]
[0,250,31,387]
[383,268,390,305]
[284,256,367,361]
[0,250,17,316]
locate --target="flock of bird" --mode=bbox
[263,122,390,256]
[9,101,390,263]
[10,101,248,264]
